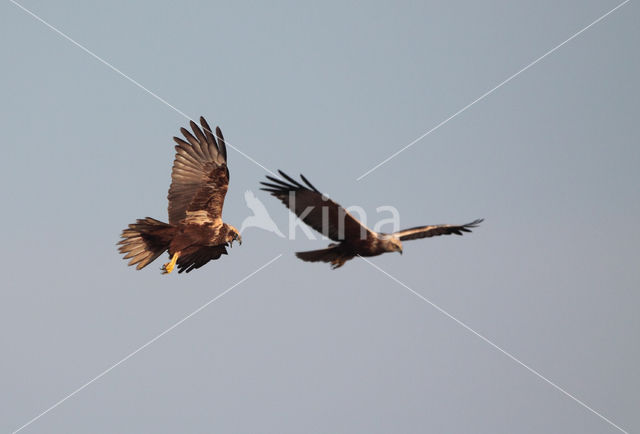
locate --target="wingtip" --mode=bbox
[199,116,212,133]
[467,218,484,227]
[299,173,320,192]
[259,187,280,194]
[277,171,305,188]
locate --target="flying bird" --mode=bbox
[118,117,241,274]
[261,171,482,269]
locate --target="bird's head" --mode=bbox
[383,236,403,255]
[226,225,242,247]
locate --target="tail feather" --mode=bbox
[295,245,352,269]
[118,217,175,270]
[295,247,339,263]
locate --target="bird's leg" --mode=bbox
[331,258,346,269]
[161,251,181,274]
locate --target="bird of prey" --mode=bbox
[261,171,482,269]
[118,117,241,274]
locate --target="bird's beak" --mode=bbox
[399,248,403,255]
[237,235,243,246]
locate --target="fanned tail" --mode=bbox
[118,217,175,270]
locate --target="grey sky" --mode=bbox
[2,0,638,433]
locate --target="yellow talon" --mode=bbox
[162,251,181,274]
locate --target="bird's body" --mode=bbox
[296,237,397,269]
[118,117,241,274]
[261,171,482,268]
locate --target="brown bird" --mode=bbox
[261,171,482,269]
[118,117,241,274]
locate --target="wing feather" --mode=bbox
[214,126,227,165]
[176,245,228,273]
[393,219,483,241]
[179,127,200,150]
[167,117,229,224]
[260,171,373,241]
[174,139,203,164]
[174,152,200,168]
[190,120,211,161]
[299,174,321,192]
[264,175,292,187]
[201,117,218,152]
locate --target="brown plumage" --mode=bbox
[118,117,241,274]
[261,171,482,269]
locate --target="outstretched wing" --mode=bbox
[176,245,228,273]
[260,171,373,241]
[167,117,229,224]
[393,219,483,241]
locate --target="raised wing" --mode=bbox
[393,219,483,241]
[260,171,373,241]
[176,245,228,273]
[167,117,229,224]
